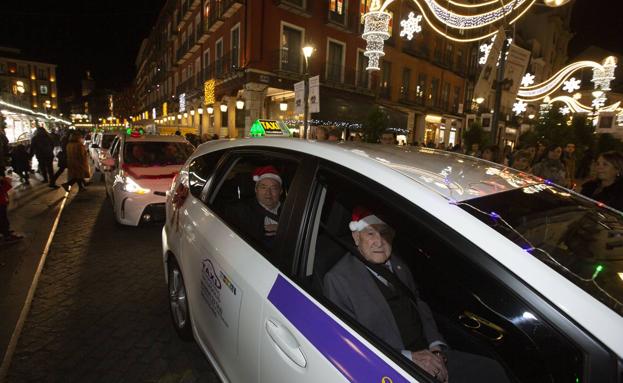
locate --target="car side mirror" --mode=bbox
[91,143,100,149]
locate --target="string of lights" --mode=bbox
[453,200,622,310]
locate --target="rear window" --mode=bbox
[124,141,194,166]
[459,184,623,317]
[101,135,116,149]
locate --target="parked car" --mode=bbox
[102,131,193,226]
[162,138,623,383]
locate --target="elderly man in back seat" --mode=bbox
[323,206,510,383]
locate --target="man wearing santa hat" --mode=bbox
[323,207,509,383]
[223,165,283,248]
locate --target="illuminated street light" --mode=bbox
[220,104,228,113]
[475,97,485,104]
[543,0,571,7]
[236,100,244,110]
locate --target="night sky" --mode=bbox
[0,0,620,101]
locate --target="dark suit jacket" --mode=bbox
[323,254,445,352]
[223,198,281,247]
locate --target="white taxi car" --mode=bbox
[162,138,623,383]
[89,131,119,171]
[102,132,193,226]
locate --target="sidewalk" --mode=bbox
[2,182,217,382]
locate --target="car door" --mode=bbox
[178,148,310,382]
[257,160,423,383]
[290,161,618,383]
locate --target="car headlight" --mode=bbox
[123,177,151,195]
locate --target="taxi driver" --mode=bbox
[253,166,282,237]
[323,207,510,383]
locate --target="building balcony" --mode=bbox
[205,0,244,34]
[178,0,199,30]
[274,0,311,17]
[273,48,304,78]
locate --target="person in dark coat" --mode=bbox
[531,144,567,186]
[51,132,69,186]
[221,166,283,248]
[324,207,510,383]
[29,127,56,188]
[62,133,90,192]
[10,144,30,184]
[0,123,9,177]
[581,151,623,211]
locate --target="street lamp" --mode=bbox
[543,0,571,7]
[220,103,228,113]
[236,99,245,110]
[280,99,288,112]
[302,45,314,139]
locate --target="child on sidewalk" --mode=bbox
[1,175,24,243]
[11,144,30,185]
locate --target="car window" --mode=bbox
[188,150,225,199]
[457,184,623,317]
[101,135,116,149]
[110,137,120,158]
[123,141,193,166]
[300,165,585,383]
[208,151,299,257]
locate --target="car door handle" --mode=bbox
[458,310,505,342]
[265,318,307,368]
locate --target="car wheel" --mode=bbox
[168,258,192,341]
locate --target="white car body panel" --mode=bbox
[182,138,623,359]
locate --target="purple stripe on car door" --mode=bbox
[267,275,411,383]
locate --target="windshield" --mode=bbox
[124,141,193,166]
[101,135,116,149]
[459,184,623,317]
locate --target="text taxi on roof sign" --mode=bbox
[250,119,291,137]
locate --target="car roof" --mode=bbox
[125,134,190,143]
[193,138,541,202]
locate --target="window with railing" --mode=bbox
[280,25,303,73]
[441,82,450,110]
[327,41,344,82]
[453,85,462,113]
[445,44,454,68]
[356,51,369,88]
[430,78,439,106]
[329,0,346,25]
[359,0,373,31]
[215,39,223,76]
[380,60,392,99]
[401,67,411,100]
[416,74,427,104]
[231,25,240,68]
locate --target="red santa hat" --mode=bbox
[252,165,282,184]
[349,206,386,232]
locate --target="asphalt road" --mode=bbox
[2,180,219,382]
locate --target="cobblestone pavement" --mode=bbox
[5,183,220,383]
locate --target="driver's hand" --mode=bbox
[411,350,448,382]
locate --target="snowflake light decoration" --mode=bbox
[559,106,570,115]
[521,73,535,87]
[479,35,496,65]
[399,12,422,40]
[562,77,581,93]
[513,99,527,116]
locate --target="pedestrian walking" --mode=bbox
[580,151,623,211]
[0,122,9,177]
[51,131,69,186]
[30,127,57,188]
[1,175,24,243]
[62,133,90,192]
[10,144,30,185]
[532,144,567,186]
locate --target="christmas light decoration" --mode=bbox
[478,36,495,65]
[562,77,581,93]
[521,73,535,87]
[517,61,603,101]
[512,99,527,115]
[592,97,606,109]
[363,11,392,71]
[400,12,423,40]
[559,106,570,115]
[592,56,617,91]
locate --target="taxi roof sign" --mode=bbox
[126,127,145,138]
[250,119,291,137]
